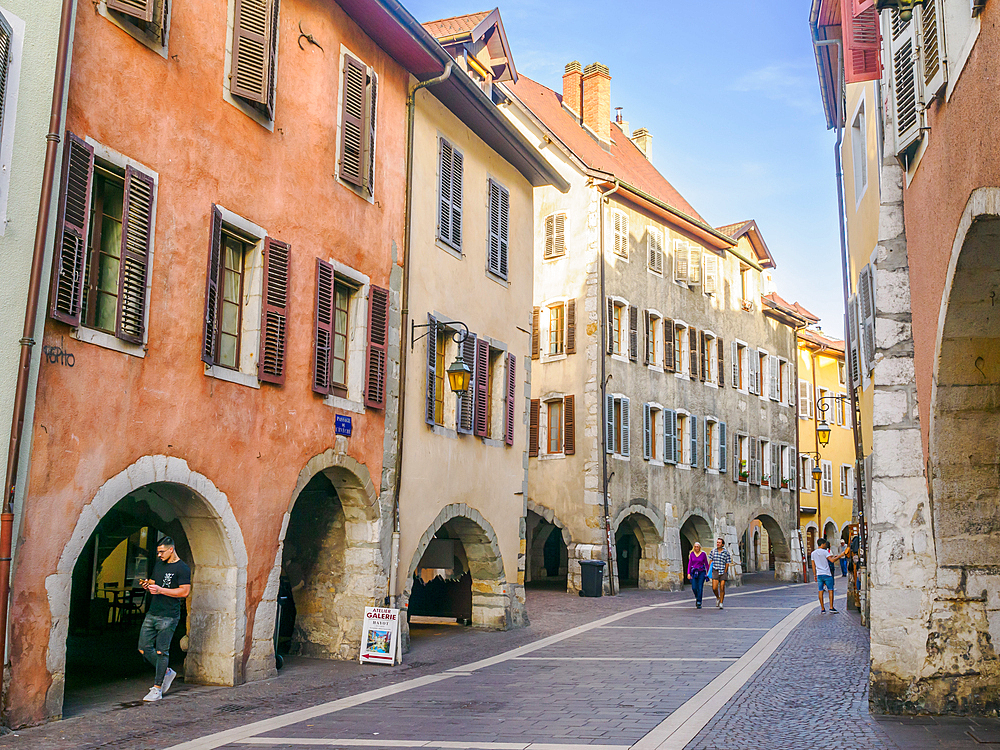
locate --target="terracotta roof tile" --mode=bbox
[762,292,821,323]
[505,74,706,224]
[715,221,754,238]
[799,327,845,353]
[423,11,492,40]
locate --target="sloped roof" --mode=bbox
[715,220,754,239]
[763,292,820,323]
[715,219,775,268]
[423,10,492,39]
[799,327,846,354]
[505,74,706,224]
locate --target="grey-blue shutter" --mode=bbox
[605,393,614,454]
[731,341,739,389]
[719,422,727,473]
[621,397,630,457]
[643,403,651,460]
[425,314,437,425]
[690,416,698,468]
[456,332,477,434]
[664,409,676,464]
[703,418,709,470]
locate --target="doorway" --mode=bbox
[615,526,641,588]
[525,509,568,589]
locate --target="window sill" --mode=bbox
[542,353,567,364]
[204,365,260,389]
[705,381,718,389]
[647,267,663,278]
[610,353,630,364]
[482,437,505,448]
[674,280,689,289]
[486,269,510,288]
[429,424,459,440]
[324,394,365,414]
[677,463,691,471]
[543,253,566,263]
[674,371,689,380]
[98,3,169,59]
[72,327,146,358]
[539,452,565,461]
[612,453,630,462]
[436,237,463,260]
[613,251,629,261]
[646,364,663,373]
[648,459,664,467]
[706,468,719,475]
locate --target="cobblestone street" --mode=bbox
[2,579,996,749]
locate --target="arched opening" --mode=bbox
[404,506,508,631]
[524,508,568,590]
[823,521,839,549]
[679,514,712,584]
[62,479,241,716]
[612,509,663,590]
[753,514,792,580]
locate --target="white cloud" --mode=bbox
[730,62,819,113]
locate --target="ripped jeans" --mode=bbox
[138,614,179,686]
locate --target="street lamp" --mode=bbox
[411,318,473,394]
[446,356,472,394]
[817,419,832,448]
[814,394,847,448]
[874,0,924,21]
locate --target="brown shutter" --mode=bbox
[563,395,576,455]
[606,298,614,354]
[699,331,707,382]
[364,284,390,407]
[425,314,437,424]
[107,0,154,22]
[717,335,725,387]
[457,333,477,434]
[50,132,94,327]
[258,237,290,384]
[664,319,674,371]
[504,352,516,446]
[339,55,366,187]
[628,304,638,361]
[544,214,554,259]
[474,338,489,437]
[230,0,276,109]
[115,166,154,344]
[450,148,463,248]
[312,258,334,395]
[364,70,378,196]
[528,399,540,457]
[566,299,576,354]
[531,306,540,359]
[201,206,224,365]
[642,309,650,366]
[689,328,698,379]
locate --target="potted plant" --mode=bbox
[762,474,770,487]
[780,477,789,489]
[739,460,749,482]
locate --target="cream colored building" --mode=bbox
[395,11,566,629]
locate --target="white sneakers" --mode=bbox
[143,686,162,702]
[162,668,177,694]
[717,601,724,609]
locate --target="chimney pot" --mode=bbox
[582,62,611,144]
[631,127,653,160]
[562,61,582,121]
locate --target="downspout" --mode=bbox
[0,0,76,692]
[597,179,619,595]
[389,60,454,608]
[792,322,809,581]
[810,344,828,533]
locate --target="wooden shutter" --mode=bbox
[473,338,489,437]
[848,294,862,388]
[769,355,780,400]
[606,298,614,354]
[339,55,367,187]
[664,409,676,464]
[919,0,946,97]
[704,418,709,470]
[488,179,509,278]
[699,331,707,382]
[457,333,477,434]
[505,353,517,446]
[703,253,718,294]
[859,264,876,377]
[628,305,638,361]
[605,394,614,454]
[731,341,739,389]
[438,139,464,247]
[717,336,724,387]
[688,246,701,284]
[50,132,94,327]
[790,449,798,492]
[312,258,335,394]
[450,148,464,248]
[620,397,630,457]
[613,210,628,257]
[259,237,291,384]
[748,437,757,485]
[531,306,540,359]
[424,314,438,423]
[563,394,575,455]
[201,205,224,365]
[642,310,650,366]
[566,299,576,354]
[772,443,781,485]
[690,415,698,468]
[888,10,921,156]
[364,69,378,196]
[0,13,10,142]
[115,166,155,344]
[664,319,674,371]
[719,422,727,473]
[843,0,881,84]
[758,354,768,396]
[231,0,276,109]
[648,228,663,274]
[544,214,555,260]
[364,284,390,406]
[642,403,651,460]
[674,239,688,283]
[528,399,540,457]
[688,328,697,378]
[750,352,760,396]
[554,213,566,257]
[107,0,154,22]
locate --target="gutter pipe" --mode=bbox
[389,60,454,609]
[1,0,76,696]
[597,179,619,596]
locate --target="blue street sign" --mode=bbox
[335,414,353,437]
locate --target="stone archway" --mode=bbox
[612,505,669,590]
[753,513,794,581]
[525,501,571,588]
[403,504,512,629]
[679,513,712,582]
[48,456,248,717]
[250,450,383,672]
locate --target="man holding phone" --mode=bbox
[138,537,191,702]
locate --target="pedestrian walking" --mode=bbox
[709,537,732,609]
[811,538,846,613]
[839,541,849,577]
[138,537,191,702]
[688,542,709,609]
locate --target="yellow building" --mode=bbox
[797,328,854,561]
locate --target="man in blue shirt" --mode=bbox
[708,537,732,609]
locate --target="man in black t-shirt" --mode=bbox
[137,537,191,702]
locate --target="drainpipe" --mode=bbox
[810,344,828,534]
[0,0,76,695]
[597,179,619,595]
[389,61,454,609]
[792,322,809,582]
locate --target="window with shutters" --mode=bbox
[543,212,567,259]
[547,400,562,454]
[641,403,664,464]
[821,460,834,497]
[841,464,855,498]
[437,137,464,251]
[537,393,574,458]
[673,238,696,285]
[483,346,506,441]
[605,394,630,459]
[331,280,354,395]
[703,252,720,295]
[0,7,21,230]
[760,438,771,487]
[101,0,169,50]
[739,265,754,310]
[548,303,565,356]
[644,311,663,370]
[676,412,689,466]
[780,445,793,490]
[674,322,689,378]
[798,379,814,419]
[487,179,509,280]
[226,0,281,124]
[611,209,629,259]
[851,99,868,205]
[800,454,815,493]
[338,52,379,199]
[733,341,747,391]
[736,434,749,483]
[434,327,447,426]
[646,226,664,275]
[756,350,768,399]
[778,359,790,405]
[705,418,719,471]
[53,139,157,358]
[838,360,847,386]
[608,299,629,359]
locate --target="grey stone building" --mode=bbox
[500,62,805,592]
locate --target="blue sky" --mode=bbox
[405,0,846,333]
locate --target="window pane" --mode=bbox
[222,299,239,335]
[103,179,124,222]
[548,401,562,453]
[94,294,117,333]
[332,283,350,388]
[219,333,238,369]
[97,254,120,294]
[549,305,564,355]
[434,334,446,424]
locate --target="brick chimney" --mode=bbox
[631,127,652,160]
[562,61,582,121]
[582,62,611,144]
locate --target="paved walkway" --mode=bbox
[3,579,997,749]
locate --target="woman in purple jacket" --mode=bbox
[688,542,710,609]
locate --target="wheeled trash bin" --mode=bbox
[579,559,605,597]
